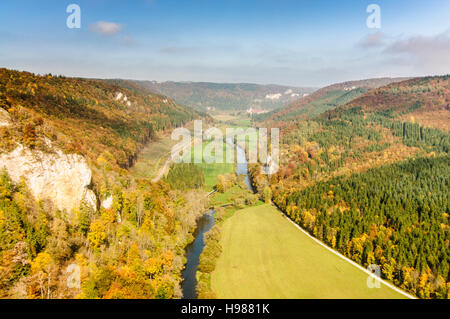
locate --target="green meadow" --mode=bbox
[182,140,235,190]
[211,204,407,299]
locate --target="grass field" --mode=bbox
[181,140,235,190]
[130,132,176,179]
[197,162,234,190]
[211,204,407,299]
[211,111,253,128]
[131,122,197,179]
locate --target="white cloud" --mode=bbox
[383,29,450,73]
[89,21,123,36]
[358,31,386,49]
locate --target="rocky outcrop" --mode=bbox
[0,141,97,212]
[101,195,113,209]
[0,108,11,127]
[115,92,132,107]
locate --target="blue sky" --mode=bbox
[0,0,449,86]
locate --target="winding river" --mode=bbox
[230,137,254,191]
[181,138,252,299]
[181,209,215,299]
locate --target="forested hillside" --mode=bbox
[250,75,450,298]
[0,68,209,299]
[258,77,409,125]
[345,76,450,131]
[134,81,315,112]
[0,69,199,167]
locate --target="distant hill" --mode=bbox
[131,81,316,112]
[343,75,450,131]
[258,77,409,125]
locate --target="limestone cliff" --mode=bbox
[0,140,97,212]
[0,108,11,127]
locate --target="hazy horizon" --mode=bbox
[1,0,449,87]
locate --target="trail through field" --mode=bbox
[151,155,173,182]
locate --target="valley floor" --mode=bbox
[211,204,407,299]
[129,131,176,180]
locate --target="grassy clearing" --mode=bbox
[130,132,177,179]
[211,185,243,206]
[234,118,253,127]
[211,113,237,122]
[131,122,196,180]
[210,111,253,128]
[198,162,234,190]
[211,204,407,299]
[181,140,235,191]
[211,185,260,207]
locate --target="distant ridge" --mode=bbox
[259,77,410,125]
[131,80,316,112]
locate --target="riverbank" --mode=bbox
[181,209,216,299]
[190,136,259,298]
[179,138,240,298]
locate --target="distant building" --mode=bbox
[246,107,269,115]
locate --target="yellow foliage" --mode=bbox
[87,220,107,249]
[31,252,54,274]
[101,208,116,225]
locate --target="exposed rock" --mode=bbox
[101,195,113,210]
[115,92,124,101]
[0,142,97,212]
[0,108,11,127]
[265,93,282,100]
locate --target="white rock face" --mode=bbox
[101,195,113,210]
[0,108,11,127]
[115,92,129,103]
[115,92,124,101]
[265,93,282,100]
[0,143,97,212]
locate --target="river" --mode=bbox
[181,209,215,299]
[230,137,254,191]
[181,138,252,298]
